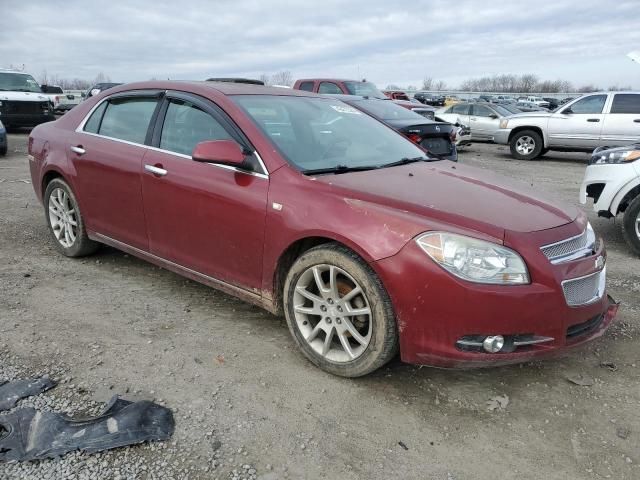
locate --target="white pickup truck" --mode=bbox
[494,92,640,160]
[40,85,82,113]
[0,69,55,129]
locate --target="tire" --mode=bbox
[43,178,99,257]
[621,195,640,256]
[510,130,543,160]
[283,243,398,377]
[0,145,6,157]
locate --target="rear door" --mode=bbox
[140,91,269,291]
[600,93,640,146]
[69,92,161,250]
[547,94,607,148]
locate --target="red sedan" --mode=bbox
[28,81,617,376]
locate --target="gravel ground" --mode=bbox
[0,132,639,479]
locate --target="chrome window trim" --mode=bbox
[75,94,269,179]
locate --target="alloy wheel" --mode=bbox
[515,135,535,155]
[48,187,78,248]
[292,264,372,363]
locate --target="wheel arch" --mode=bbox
[508,126,546,147]
[41,167,69,198]
[270,235,374,316]
[611,179,640,215]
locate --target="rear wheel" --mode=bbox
[622,195,640,256]
[0,144,6,156]
[44,178,99,257]
[510,130,543,160]
[283,243,398,377]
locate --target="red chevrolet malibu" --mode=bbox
[28,81,618,377]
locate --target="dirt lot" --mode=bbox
[1,132,638,480]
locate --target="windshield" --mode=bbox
[233,95,428,173]
[350,99,425,121]
[493,105,514,116]
[343,81,387,99]
[501,105,522,114]
[0,72,41,92]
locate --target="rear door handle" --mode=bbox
[144,164,168,176]
[587,118,600,122]
[70,145,85,155]
[634,119,640,123]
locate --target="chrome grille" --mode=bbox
[541,227,595,264]
[562,266,606,307]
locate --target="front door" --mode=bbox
[470,104,499,140]
[547,94,607,148]
[141,93,269,292]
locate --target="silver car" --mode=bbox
[436,102,517,141]
[495,92,640,160]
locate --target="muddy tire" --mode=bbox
[510,130,543,160]
[283,243,398,377]
[44,178,99,257]
[622,194,640,256]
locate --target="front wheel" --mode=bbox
[44,178,99,257]
[510,130,543,160]
[622,195,640,256]
[283,243,398,377]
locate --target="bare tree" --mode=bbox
[269,70,293,87]
[407,85,417,91]
[386,84,401,90]
[422,77,433,90]
[93,72,111,84]
[433,80,447,91]
[39,69,48,85]
[259,73,270,86]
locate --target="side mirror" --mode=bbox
[489,113,498,119]
[192,140,246,166]
[563,108,573,115]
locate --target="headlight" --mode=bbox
[416,232,530,285]
[499,119,509,129]
[591,149,640,164]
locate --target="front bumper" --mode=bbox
[580,162,640,214]
[0,113,55,127]
[374,226,617,368]
[492,128,511,145]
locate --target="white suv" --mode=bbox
[580,144,640,255]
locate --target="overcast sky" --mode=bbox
[1,0,639,89]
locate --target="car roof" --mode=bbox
[296,78,365,83]
[102,80,321,97]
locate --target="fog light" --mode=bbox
[483,335,505,353]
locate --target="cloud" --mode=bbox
[1,0,638,89]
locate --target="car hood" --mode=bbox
[0,91,49,102]
[316,161,577,238]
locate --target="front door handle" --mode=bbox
[634,119,640,123]
[587,118,600,122]
[70,145,85,155]
[144,164,168,176]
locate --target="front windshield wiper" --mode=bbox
[379,156,440,167]
[303,156,437,175]
[303,164,382,175]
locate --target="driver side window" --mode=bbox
[566,95,607,114]
[160,100,232,156]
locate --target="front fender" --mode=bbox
[611,177,640,214]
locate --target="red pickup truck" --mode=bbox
[293,78,435,120]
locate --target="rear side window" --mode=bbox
[568,95,606,114]
[160,100,232,156]
[318,82,342,94]
[450,104,470,115]
[298,82,314,92]
[610,94,640,114]
[98,98,158,144]
[83,102,107,133]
